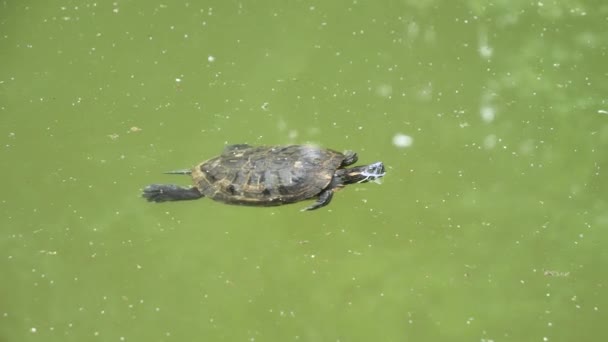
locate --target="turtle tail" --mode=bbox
[142,184,203,202]
[164,169,192,175]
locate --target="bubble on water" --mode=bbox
[208,55,215,62]
[392,133,413,148]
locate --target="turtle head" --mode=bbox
[339,162,386,185]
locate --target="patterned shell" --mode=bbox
[191,145,345,206]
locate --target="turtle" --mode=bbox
[142,144,386,211]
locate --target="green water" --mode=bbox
[2,0,607,341]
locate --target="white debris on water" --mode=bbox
[392,133,413,148]
[208,55,215,62]
[480,105,496,123]
[598,109,608,115]
[479,44,493,59]
[478,29,493,59]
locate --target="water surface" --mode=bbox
[2,1,607,341]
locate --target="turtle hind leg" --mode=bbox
[142,184,203,202]
[301,190,334,211]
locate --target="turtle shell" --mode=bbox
[190,145,346,206]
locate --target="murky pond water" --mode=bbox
[2,1,607,341]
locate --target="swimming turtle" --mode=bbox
[142,144,385,211]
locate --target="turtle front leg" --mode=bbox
[301,190,334,211]
[341,151,358,167]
